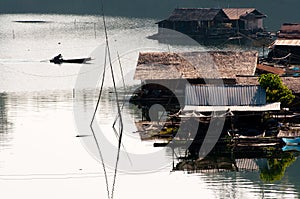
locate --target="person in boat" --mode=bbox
[53,54,63,63]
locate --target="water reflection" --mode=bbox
[0,91,74,150]
[167,142,300,198]
[0,93,13,150]
[172,143,299,183]
[0,90,299,198]
[0,93,9,133]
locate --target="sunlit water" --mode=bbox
[0,14,299,199]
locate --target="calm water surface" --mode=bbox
[0,14,299,199]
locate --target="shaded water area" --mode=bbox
[0,90,299,198]
[0,14,300,198]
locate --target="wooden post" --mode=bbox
[172,147,175,170]
[288,49,291,66]
[94,23,97,39]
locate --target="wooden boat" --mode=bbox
[282,137,300,145]
[50,57,92,64]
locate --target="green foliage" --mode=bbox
[258,74,295,107]
[260,152,296,183]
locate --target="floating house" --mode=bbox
[131,51,282,124]
[132,51,259,106]
[156,8,267,41]
[130,50,294,148]
[268,23,300,64]
[156,8,232,39]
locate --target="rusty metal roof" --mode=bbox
[273,39,300,46]
[256,64,285,75]
[223,8,266,20]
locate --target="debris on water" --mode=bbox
[76,135,91,137]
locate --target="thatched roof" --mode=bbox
[236,76,259,85]
[281,77,300,94]
[167,8,224,21]
[236,76,300,94]
[134,51,258,80]
[223,8,266,20]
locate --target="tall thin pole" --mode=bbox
[99,1,124,198]
[89,45,111,199]
[94,22,97,39]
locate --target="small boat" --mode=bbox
[282,145,300,152]
[282,137,300,145]
[50,57,92,64]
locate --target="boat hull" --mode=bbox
[282,137,300,145]
[50,57,91,64]
[282,145,300,152]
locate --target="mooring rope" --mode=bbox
[272,53,292,60]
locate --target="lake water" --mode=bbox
[0,14,299,199]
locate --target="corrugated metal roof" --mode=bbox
[183,102,281,112]
[167,8,223,21]
[185,85,266,106]
[273,39,300,46]
[223,8,256,20]
[222,8,266,20]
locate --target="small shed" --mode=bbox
[223,8,266,32]
[278,23,300,39]
[268,23,300,63]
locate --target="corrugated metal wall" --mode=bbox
[185,85,266,106]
